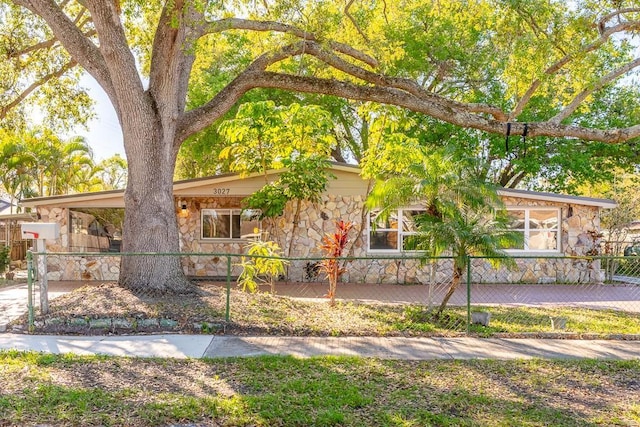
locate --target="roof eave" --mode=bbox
[498,188,617,209]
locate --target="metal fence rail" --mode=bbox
[24,251,640,336]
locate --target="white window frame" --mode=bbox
[505,207,561,253]
[367,208,427,253]
[201,208,261,240]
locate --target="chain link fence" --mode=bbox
[23,251,640,336]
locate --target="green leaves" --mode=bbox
[0,2,93,131]
[0,127,124,203]
[366,147,521,313]
[243,183,289,219]
[236,239,288,293]
[217,101,337,176]
[243,156,334,220]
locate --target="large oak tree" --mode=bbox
[4,0,640,293]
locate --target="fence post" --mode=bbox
[225,254,231,322]
[26,250,34,331]
[466,255,472,335]
[34,239,49,315]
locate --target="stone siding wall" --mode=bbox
[37,206,122,281]
[177,197,247,278]
[35,194,605,284]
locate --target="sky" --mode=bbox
[74,74,125,161]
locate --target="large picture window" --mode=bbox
[201,209,261,240]
[368,209,427,252]
[69,208,124,252]
[506,208,560,252]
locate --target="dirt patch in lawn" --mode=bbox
[12,281,640,338]
[14,281,447,337]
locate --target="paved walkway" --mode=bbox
[0,281,88,331]
[0,333,639,360]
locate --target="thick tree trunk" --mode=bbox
[118,117,195,295]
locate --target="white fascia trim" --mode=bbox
[498,188,617,209]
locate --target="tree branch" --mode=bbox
[180,28,511,143]
[599,8,640,28]
[203,17,379,68]
[175,41,309,142]
[8,5,93,59]
[510,19,640,120]
[9,27,96,59]
[501,169,526,189]
[344,0,369,43]
[84,0,143,110]
[12,0,113,100]
[551,57,640,124]
[298,40,507,120]
[149,0,200,130]
[246,72,640,143]
[175,71,257,144]
[0,60,77,120]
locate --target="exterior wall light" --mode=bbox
[178,199,188,217]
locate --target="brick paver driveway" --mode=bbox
[264,281,640,313]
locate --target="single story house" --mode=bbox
[20,163,616,284]
[0,198,36,263]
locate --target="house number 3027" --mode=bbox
[212,188,230,195]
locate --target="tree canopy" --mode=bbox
[4,0,640,292]
[173,1,640,188]
[6,1,640,143]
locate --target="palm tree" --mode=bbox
[0,132,38,211]
[412,205,521,315]
[367,147,522,316]
[28,130,97,196]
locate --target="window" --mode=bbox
[506,208,560,252]
[368,209,427,252]
[201,209,261,240]
[69,208,124,252]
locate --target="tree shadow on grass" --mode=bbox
[1,352,638,426]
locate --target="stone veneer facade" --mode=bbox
[35,194,605,284]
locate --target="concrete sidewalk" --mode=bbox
[0,333,639,360]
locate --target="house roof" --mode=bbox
[0,199,11,214]
[19,163,616,209]
[0,199,35,221]
[20,188,126,208]
[19,163,364,208]
[171,162,361,189]
[497,188,617,209]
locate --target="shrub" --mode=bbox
[237,240,288,294]
[0,246,10,274]
[318,220,353,307]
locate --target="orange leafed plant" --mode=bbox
[319,220,353,307]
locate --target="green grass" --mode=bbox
[353,304,640,337]
[224,287,640,337]
[1,352,639,426]
[474,305,640,335]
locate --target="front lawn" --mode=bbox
[1,351,639,426]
